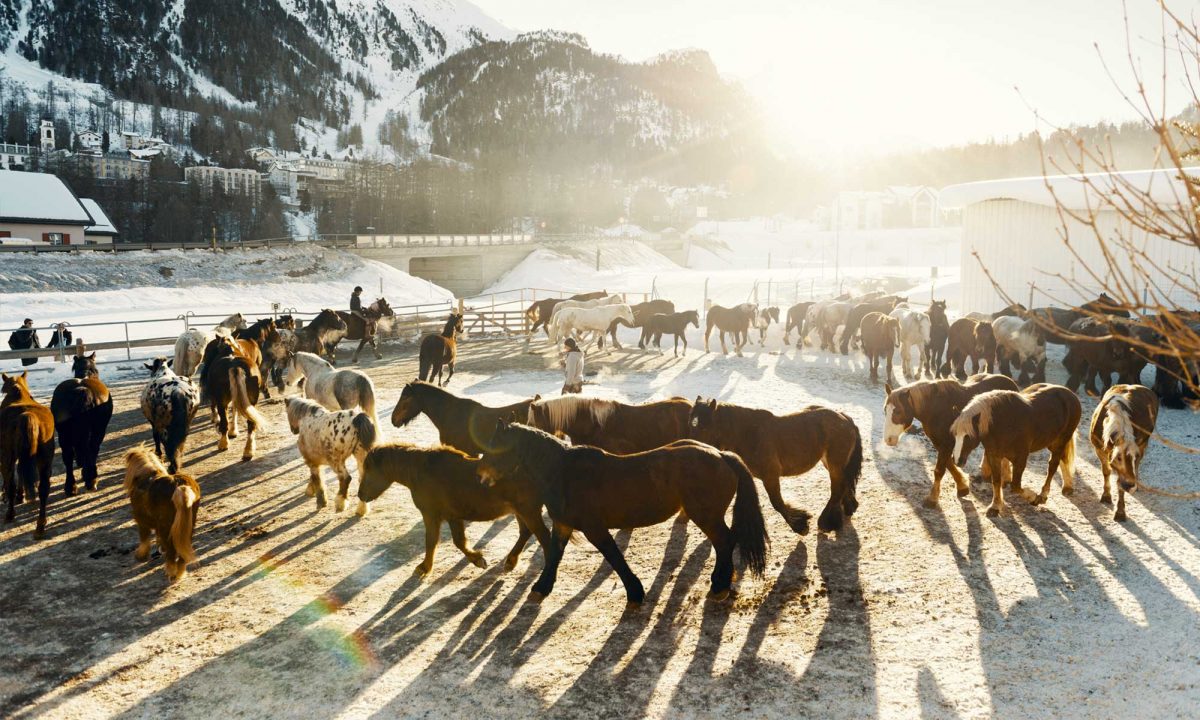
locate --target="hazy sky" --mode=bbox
[471,0,1186,157]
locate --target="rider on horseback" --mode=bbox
[350,287,365,320]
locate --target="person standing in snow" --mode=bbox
[7,318,41,367]
[561,337,584,395]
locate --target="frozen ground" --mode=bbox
[1,326,1198,719]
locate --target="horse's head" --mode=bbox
[390,382,424,428]
[72,352,99,379]
[687,397,718,439]
[882,383,916,447]
[358,446,398,503]
[276,315,297,331]
[618,305,635,324]
[143,357,173,378]
[316,309,348,333]
[447,313,465,336]
[686,310,700,329]
[373,298,395,317]
[1103,401,1142,492]
[950,399,989,468]
[1,370,30,401]
[284,396,318,435]
[229,313,248,330]
[478,417,522,488]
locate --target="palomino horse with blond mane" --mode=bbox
[1089,384,1158,522]
[123,447,201,583]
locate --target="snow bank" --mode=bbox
[483,241,680,295]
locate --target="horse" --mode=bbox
[642,310,700,357]
[1,371,56,537]
[550,304,634,348]
[882,373,1019,507]
[840,297,906,354]
[358,443,535,577]
[50,353,113,495]
[890,305,932,380]
[390,381,538,457]
[276,315,298,331]
[336,298,396,363]
[939,317,996,379]
[140,357,200,473]
[925,300,950,376]
[526,291,607,336]
[1062,316,1147,396]
[688,397,863,533]
[1027,294,1128,344]
[478,421,769,605]
[605,298,673,349]
[418,313,464,386]
[172,312,246,377]
[201,336,266,461]
[992,315,1046,385]
[1089,384,1158,522]
[286,397,377,514]
[285,351,378,424]
[964,303,1027,323]
[547,294,623,327]
[233,318,280,399]
[783,301,815,347]
[951,384,1081,517]
[295,309,348,364]
[704,304,755,356]
[526,395,692,454]
[123,447,200,583]
[814,301,853,352]
[859,312,899,382]
[754,306,780,345]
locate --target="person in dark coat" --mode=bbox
[48,323,73,349]
[350,286,364,319]
[7,318,41,366]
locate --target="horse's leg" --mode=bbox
[241,416,256,462]
[1033,450,1060,505]
[372,330,382,360]
[582,527,645,606]
[1,460,13,523]
[134,521,152,561]
[926,451,950,507]
[352,337,366,364]
[414,512,441,578]
[704,323,712,353]
[152,427,163,459]
[228,400,239,439]
[1007,454,1032,504]
[694,518,734,600]
[1098,452,1113,505]
[523,510,560,600]
[449,519,487,569]
[443,360,455,387]
[760,463,810,534]
[675,333,681,358]
[61,429,78,497]
[334,460,351,512]
[719,331,728,356]
[984,454,1008,517]
[35,456,50,537]
[504,518,533,571]
[216,405,230,451]
[306,463,327,510]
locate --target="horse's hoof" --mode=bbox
[355,501,369,517]
[228,431,238,439]
[374,353,382,360]
[1114,511,1128,522]
[241,455,252,463]
[625,599,644,611]
[787,511,811,535]
[922,495,940,509]
[986,506,1001,518]
[503,556,519,572]
[707,588,731,602]
[412,564,430,578]
[305,484,317,498]
[1061,485,1074,497]
[470,554,488,569]
[1100,493,1113,505]
[527,591,546,604]
[334,495,347,513]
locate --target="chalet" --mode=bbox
[76,130,103,150]
[0,169,94,245]
[79,198,118,244]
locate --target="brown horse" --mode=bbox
[1,371,56,537]
[234,318,279,399]
[336,298,395,363]
[200,336,266,461]
[50,353,114,495]
[840,296,906,354]
[704,304,755,356]
[605,298,674,349]
[688,398,863,533]
[391,381,538,456]
[418,313,464,386]
[358,443,534,577]
[642,310,700,356]
[525,395,691,454]
[939,317,996,379]
[951,384,1081,517]
[295,309,348,364]
[783,301,815,347]
[526,291,608,336]
[478,421,769,605]
[123,447,201,582]
[1089,384,1158,522]
[925,300,950,375]
[883,373,1019,507]
[859,311,899,382]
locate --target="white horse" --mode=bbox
[547,294,624,329]
[284,351,378,425]
[549,304,635,346]
[173,313,246,377]
[890,305,932,379]
[992,316,1046,382]
[286,397,378,514]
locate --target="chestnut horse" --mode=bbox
[200,336,266,461]
[478,421,769,605]
[883,373,1019,507]
[939,317,996,379]
[50,353,114,495]
[358,443,534,577]
[525,395,691,454]
[688,397,863,533]
[1,371,55,537]
[859,311,899,382]
[233,318,280,399]
[123,447,200,582]
[951,384,1081,517]
[391,381,539,457]
[418,313,464,386]
[704,304,756,356]
[1089,384,1158,522]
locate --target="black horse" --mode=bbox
[925,300,950,376]
[336,298,396,364]
[603,298,674,349]
[643,310,700,357]
[50,353,114,495]
[296,309,348,365]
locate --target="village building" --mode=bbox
[79,198,119,244]
[0,169,95,245]
[0,142,36,170]
[185,165,263,203]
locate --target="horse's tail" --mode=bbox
[721,452,769,577]
[15,414,39,498]
[228,367,265,426]
[173,334,192,376]
[841,420,864,509]
[352,412,378,451]
[170,484,198,565]
[525,302,540,323]
[165,391,192,469]
[418,349,431,382]
[1061,426,1077,483]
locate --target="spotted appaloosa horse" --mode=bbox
[140,357,201,474]
[286,397,378,514]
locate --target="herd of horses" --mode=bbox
[0,286,1193,611]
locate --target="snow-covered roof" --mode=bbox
[940,167,1200,210]
[886,185,935,201]
[80,198,118,236]
[0,169,92,224]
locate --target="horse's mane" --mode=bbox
[286,396,325,425]
[529,396,617,431]
[124,446,168,495]
[951,390,1026,438]
[1099,394,1137,452]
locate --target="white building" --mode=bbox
[79,198,118,244]
[829,186,941,230]
[0,142,35,170]
[941,168,1199,313]
[76,130,103,151]
[185,165,263,202]
[0,169,94,245]
[39,120,55,153]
